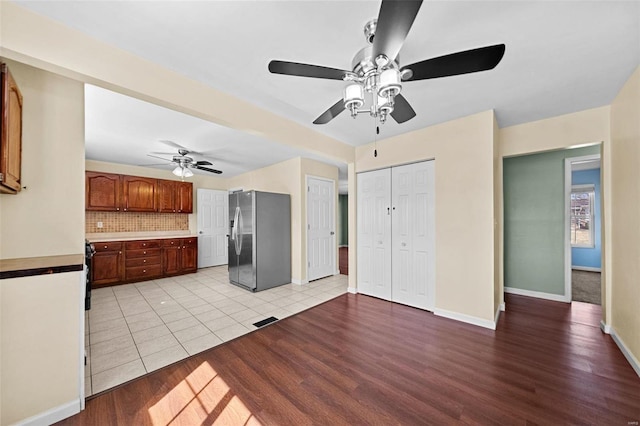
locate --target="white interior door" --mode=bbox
[307,177,335,281]
[391,161,435,310]
[197,189,228,268]
[357,168,392,300]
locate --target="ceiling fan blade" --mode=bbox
[139,163,172,167]
[194,160,212,166]
[149,151,178,156]
[373,0,423,63]
[401,44,506,81]
[158,140,189,150]
[313,99,346,125]
[193,165,223,174]
[269,60,351,81]
[147,154,173,162]
[390,94,416,124]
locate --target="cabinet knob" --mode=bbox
[143,243,146,247]
[143,270,146,273]
[183,246,186,249]
[104,245,108,249]
[143,259,146,263]
[178,247,180,249]
[116,208,119,211]
[119,251,122,254]
[171,241,174,245]
[143,251,146,255]
[124,208,127,211]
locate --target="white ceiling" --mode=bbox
[13,1,639,183]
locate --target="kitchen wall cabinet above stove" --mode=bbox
[86,171,192,213]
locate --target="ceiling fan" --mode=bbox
[147,140,222,178]
[268,0,505,125]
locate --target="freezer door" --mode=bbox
[237,191,255,289]
[228,193,239,284]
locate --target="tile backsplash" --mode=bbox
[86,212,189,233]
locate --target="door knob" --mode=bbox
[199,231,203,234]
[330,231,335,235]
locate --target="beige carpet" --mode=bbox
[572,270,601,305]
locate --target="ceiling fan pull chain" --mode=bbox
[374,121,379,158]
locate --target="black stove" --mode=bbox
[84,240,95,310]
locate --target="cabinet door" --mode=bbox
[181,238,198,272]
[0,64,23,194]
[176,182,193,213]
[86,172,121,211]
[163,244,181,275]
[157,180,177,213]
[122,175,157,212]
[91,250,124,286]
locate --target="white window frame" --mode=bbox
[570,184,595,248]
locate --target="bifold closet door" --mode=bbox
[357,168,392,300]
[391,161,435,310]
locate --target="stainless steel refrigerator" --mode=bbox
[228,190,291,291]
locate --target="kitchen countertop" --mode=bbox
[0,254,85,279]
[86,231,198,243]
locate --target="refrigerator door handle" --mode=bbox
[231,206,239,246]
[236,208,244,255]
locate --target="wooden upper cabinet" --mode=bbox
[122,175,157,212]
[85,172,192,213]
[86,171,121,211]
[176,182,193,213]
[0,63,23,194]
[157,179,177,213]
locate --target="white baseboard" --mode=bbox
[610,327,640,378]
[504,286,570,303]
[494,307,502,326]
[600,320,611,334]
[347,287,357,294]
[291,278,308,285]
[500,303,506,312]
[572,266,601,272]
[433,308,496,330]
[333,270,340,276]
[14,399,80,426]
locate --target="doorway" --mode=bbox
[307,176,336,282]
[197,188,228,268]
[565,154,602,305]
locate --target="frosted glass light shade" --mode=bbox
[173,166,193,177]
[343,83,364,110]
[378,68,402,98]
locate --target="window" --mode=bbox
[570,185,595,248]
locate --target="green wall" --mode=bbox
[503,145,600,295]
[338,194,348,246]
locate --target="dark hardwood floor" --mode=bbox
[58,294,640,425]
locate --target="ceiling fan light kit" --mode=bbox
[147,141,223,178]
[268,0,505,126]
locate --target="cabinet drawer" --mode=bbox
[162,238,182,247]
[125,256,161,268]
[126,248,161,258]
[94,242,123,252]
[182,238,197,247]
[125,265,162,280]
[125,240,161,250]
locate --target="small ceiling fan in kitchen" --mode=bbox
[147,140,222,178]
[268,0,505,125]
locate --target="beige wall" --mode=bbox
[610,66,640,367]
[1,272,83,425]
[493,114,503,315]
[355,110,496,322]
[0,60,85,260]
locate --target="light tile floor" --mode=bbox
[85,266,348,396]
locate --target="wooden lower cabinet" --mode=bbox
[90,237,197,288]
[91,242,124,287]
[162,238,198,276]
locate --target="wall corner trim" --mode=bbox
[347,287,357,294]
[13,399,80,426]
[433,308,496,330]
[600,320,611,334]
[500,303,506,312]
[504,286,570,303]
[610,327,640,378]
[494,307,502,327]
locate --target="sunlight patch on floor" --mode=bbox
[148,361,261,425]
